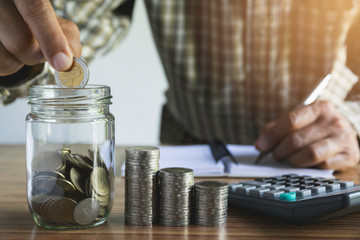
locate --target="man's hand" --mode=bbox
[254,100,360,171]
[0,0,81,76]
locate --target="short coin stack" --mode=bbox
[125,146,160,225]
[194,181,228,226]
[158,168,194,226]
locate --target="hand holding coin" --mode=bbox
[55,57,89,88]
[0,0,81,76]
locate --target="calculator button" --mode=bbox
[255,178,273,183]
[340,181,354,189]
[296,189,311,199]
[241,181,271,188]
[329,179,342,184]
[280,187,300,193]
[283,174,299,178]
[274,180,286,185]
[299,175,312,180]
[300,180,314,185]
[272,176,286,180]
[270,184,286,190]
[316,178,327,182]
[288,178,300,183]
[325,183,340,192]
[263,190,284,200]
[314,182,326,186]
[311,186,326,195]
[249,187,270,197]
[229,184,243,193]
[285,182,300,187]
[280,192,297,201]
[236,185,256,195]
[300,184,314,189]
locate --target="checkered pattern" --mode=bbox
[2,0,360,145]
[145,0,360,144]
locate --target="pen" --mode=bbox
[254,74,332,165]
[209,139,237,164]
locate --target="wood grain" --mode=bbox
[1,145,360,240]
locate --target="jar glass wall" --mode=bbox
[26,85,115,230]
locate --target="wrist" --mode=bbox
[0,64,44,88]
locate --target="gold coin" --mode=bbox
[70,167,86,194]
[35,171,66,179]
[90,167,110,206]
[55,57,89,88]
[59,63,83,87]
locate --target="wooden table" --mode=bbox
[1,145,360,240]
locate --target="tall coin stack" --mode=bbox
[125,146,160,225]
[194,181,228,226]
[159,168,194,226]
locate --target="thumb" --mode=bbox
[14,0,73,71]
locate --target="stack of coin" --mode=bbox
[125,146,160,225]
[194,181,228,226]
[158,168,194,226]
[30,148,111,226]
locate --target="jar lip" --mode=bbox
[30,84,109,91]
[28,84,112,106]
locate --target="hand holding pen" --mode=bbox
[253,74,360,171]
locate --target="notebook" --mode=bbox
[159,145,334,178]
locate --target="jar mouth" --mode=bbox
[28,84,112,106]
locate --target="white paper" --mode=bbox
[159,145,334,178]
[159,145,224,176]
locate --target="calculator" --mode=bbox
[228,174,360,224]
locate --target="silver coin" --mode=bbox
[32,151,65,172]
[74,198,101,225]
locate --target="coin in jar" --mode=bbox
[55,57,89,88]
[73,198,101,225]
[47,197,77,224]
[32,151,65,173]
[33,177,76,196]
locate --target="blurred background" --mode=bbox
[0,1,167,145]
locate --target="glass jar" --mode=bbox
[26,85,115,230]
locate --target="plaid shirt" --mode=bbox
[2,0,360,145]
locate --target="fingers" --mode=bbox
[255,100,360,171]
[255,103,322,151]
[319,152,358,172]
[286,137,341,168]
[13,0,73,71]
[0,43,23,76]
[57,16,82,57]
[318,133,360,171]
[0,1,44,67]
[260,121,276,135]
[272,120,331,160]
[0,0,82,75]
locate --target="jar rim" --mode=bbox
[30,84,109,90]
[28,84,112,106]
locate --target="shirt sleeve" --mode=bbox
[319,4,360,136]
[319,58,360,136]
[0,0,134,105]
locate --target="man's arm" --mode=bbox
[0,0,134,104]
